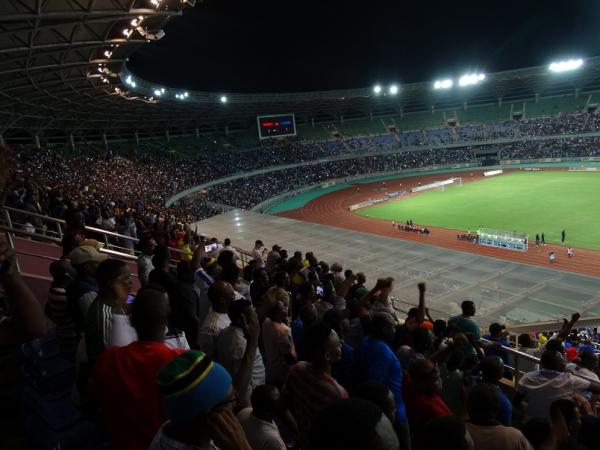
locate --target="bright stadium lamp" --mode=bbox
[389,84,399,95]
[220,95,227,103]
[154,89,162,96]
[549,58,584,73]
[434,79,453,89]
[373,85,382,94]
[458,73,486,87]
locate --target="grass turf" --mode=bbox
[357,171,600,249]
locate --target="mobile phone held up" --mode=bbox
[126,294,136,305]
[204,243,218,253]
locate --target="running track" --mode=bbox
[277,170,600,278]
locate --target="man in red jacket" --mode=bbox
[89,287,185,450]
[404,358,452,450]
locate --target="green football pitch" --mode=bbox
[356,171,600,249]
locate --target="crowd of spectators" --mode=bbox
[7,110,600,232]
[3,214,600,449]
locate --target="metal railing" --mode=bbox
[2,205,256,273]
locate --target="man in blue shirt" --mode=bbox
[480,356,512,426]
[354,313,410,450]
[482,322,512,379]
[448,300,480,368]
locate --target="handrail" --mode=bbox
[3,205,65,224]
[480,337,540,363]
[84,225,140,243]
[2,205,193,256]
[0,224,62,243]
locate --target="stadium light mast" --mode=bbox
[549,58,584,73]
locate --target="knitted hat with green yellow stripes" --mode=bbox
[156,350,232,423]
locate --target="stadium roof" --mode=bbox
[2,1,600,142]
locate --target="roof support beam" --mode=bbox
[0,58,124,75]
[0,9,181,21]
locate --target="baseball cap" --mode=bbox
[272,244,282,252]
[489,323,506,335]
[255,240,264,247]
[68,245,108,266]
[80,239,104,249]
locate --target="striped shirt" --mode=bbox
[285,361,348,435]
[47,286,79,359]
[85,298,114,366]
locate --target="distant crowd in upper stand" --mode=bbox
[6,110,600,232]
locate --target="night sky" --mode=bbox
[128,0,600,93]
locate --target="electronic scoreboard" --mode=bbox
[257,114,296,140]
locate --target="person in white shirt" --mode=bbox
[566,349,599,382]
[197,281,234,358]
[137,237,156,286]
[216,300,266,406]
[252,240,266,267]
[237,385,286,450]
[219,238,240,260]
[514,350,600,420]
[236,266,252,301]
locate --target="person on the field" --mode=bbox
[561,229,566,243]
[567,247,574,258]
[535,234,540,246]
[549,252,556,263]
[541,233,545,244]
[392,221,395,228]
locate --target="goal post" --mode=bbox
[435,177,462,192]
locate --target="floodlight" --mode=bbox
[389,84,399,95]
[154,89,162,96]
[161,88,165,93]
[458,73,485,87]
[220,96,228,103]
[373,85,382,94]
[184,92,189,97]
[434,79,453,89]
[131,81,136,88]
[549,58,584,73]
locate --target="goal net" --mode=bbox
[412,177,462,193]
